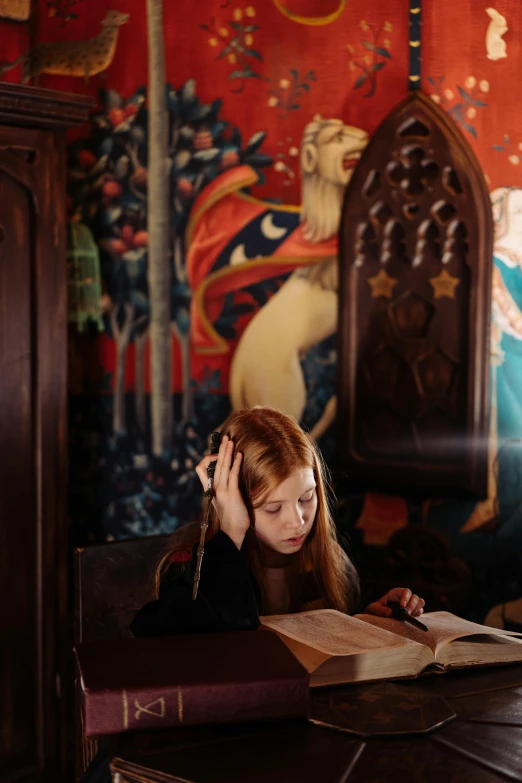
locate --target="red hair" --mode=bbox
[156,406,359,614]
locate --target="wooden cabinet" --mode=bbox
[0,83,91,782]
[337,92,493,499]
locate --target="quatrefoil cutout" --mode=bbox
[385,146,440,199]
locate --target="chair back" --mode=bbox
[74,534,171,643]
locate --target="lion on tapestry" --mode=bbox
[229,116,368,439]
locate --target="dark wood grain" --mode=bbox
[0,83,91,783]
[0,126,38,779]
[107,665,522,783]
[337,91,493,499]
[348,735,509,783]
[434,721,522,782]
[111,722,364,783]
[74,534,171,643]
[0,81,93,129]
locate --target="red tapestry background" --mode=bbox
[3,0,522,626]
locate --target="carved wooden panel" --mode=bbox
[337,92,493,498]
[0,85,92,782]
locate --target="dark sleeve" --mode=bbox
[130,531,260,637]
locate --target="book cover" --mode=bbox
[74,631,309,735]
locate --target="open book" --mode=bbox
[259,609,522,687]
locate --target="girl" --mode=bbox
[131,406,424,637]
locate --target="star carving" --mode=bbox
[429,269,460,299]
[367,269,397,299]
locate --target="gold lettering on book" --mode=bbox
[122,690,129,729]
[134,696,166,721]
[178,689,184,723]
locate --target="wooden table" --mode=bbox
[109,665,522,782]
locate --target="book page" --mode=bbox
[356,611,522,659]
[260,609,426,657]
[439,634,522,668]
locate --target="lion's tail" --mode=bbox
[229,357,248,411]
[0,54,24,76]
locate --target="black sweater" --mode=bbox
[130,531,262,637]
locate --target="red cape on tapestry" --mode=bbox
[186,165,338,354]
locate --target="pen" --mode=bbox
[388,601,429,632]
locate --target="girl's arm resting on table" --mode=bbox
[130,531,260,637]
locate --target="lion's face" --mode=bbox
[315,123,369,187]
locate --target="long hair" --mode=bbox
[155,406,359,614]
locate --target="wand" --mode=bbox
[388,601,429,632]
[192,431,221,601]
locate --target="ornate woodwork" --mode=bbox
[337,92,493,498]
[0,82,92,783]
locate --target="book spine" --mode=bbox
[83,678,309,735]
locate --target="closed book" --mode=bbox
[74,631,309,735]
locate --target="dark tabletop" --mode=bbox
[109,665,522,783]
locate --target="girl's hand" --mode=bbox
[364,588,425,618]
[195,435,250,550]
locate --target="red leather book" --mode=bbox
[74,631,309,735]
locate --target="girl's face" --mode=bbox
[253,468,317,559]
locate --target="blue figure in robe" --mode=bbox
[427,187,522,580]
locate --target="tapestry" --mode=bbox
[11,0,522,627]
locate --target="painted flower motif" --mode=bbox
[219,27,229,37]
[384,39,391,48]
[268,96,279,107]
[444,88,454,100]
[234,8,243,21]
[193,130,213,150]
[177,178,194,198]
[228,53,237,64]
[363,54,372,65]
[246,6,255,16]
[209,37,218,47]
[274,161,286,172]
[465,76,477,89]
[384,20,393,32]
[479,79,490,93]
[132,166,147,186]
[466,107,477,119]
[103,180,123,199]
[78,149,97,169]
[220,150,240,169]
[360,19,368,30]
[244,33,253,45]
[430,94,441,104]
[133,230,149,248]
[509,154,520,166]
[279,78,290,89]
[289,146,299,157]
[108,107,126,127]
[517,142,522,151]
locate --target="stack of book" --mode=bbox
[75,609,522,736]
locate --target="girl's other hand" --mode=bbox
[195,435,250,550]
[364,588,425,618]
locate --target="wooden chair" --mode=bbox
[73,534,170,779]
